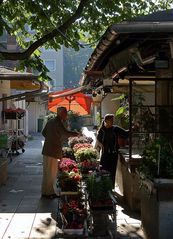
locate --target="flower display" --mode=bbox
[58,158,82,192]
[73,143,93,153]
[59,158,77,172]
[74,148,98,163]
[58,171,81,192]
[54,130,114,233]
[68,136,93,148]
[78,159,99,174]
[62,198,87,229]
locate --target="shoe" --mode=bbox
[41,194,57,199]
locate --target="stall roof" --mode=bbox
[0,66,49,101]
[81,9,173,90]
[0,66,38,81]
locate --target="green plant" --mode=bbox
[113,93,145,130]
[112,94,129,129]
[86,173,113,202]
[138,137,173,180]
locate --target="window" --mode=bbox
[0,31,7,43]
[44,60,56,71]
[0,30,7,49]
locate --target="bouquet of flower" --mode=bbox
[68,136,93,148]
[78,159,99,174]
[73,143,93,153]
[58,170,81,192]
[62,199,87,229]
[74,147,98,163]
[59,158,77,172]
[58,158,82,192]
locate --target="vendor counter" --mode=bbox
[116,147,142,212]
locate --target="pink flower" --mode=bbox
[59,158,77,172]
[73,143,93,152]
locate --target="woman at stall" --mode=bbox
[96,114,129,188]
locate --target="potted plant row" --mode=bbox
[54,135,97,235]
[56,135,115,235]
[68,136,114,209]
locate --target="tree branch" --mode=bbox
[0,0,89,61]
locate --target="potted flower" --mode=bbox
[59,158,77,172]
[74,147,99,174]
[58,171,81,192]
[62,197,87,235]
[73,143,93,153]
[137,137,173,239]
[78,159,98,174]
[58,158,82,192]
[74,148,98,163]
[68,136,93,148]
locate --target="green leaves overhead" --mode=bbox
[0,0,171,79]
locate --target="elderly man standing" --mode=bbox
[41,106,79,198]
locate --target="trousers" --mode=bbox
[100,152,118,188]
[41,155,58,195]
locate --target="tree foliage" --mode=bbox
[0,0,171,80]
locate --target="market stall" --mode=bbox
[53,134,117,238]
[79,9,173,239]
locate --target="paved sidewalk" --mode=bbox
[0,131,146,239]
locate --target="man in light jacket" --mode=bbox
[41,106,79,198]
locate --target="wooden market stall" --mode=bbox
[80,9,173,239]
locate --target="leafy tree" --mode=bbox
[0,0,171,81]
